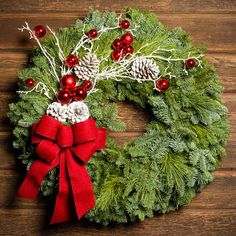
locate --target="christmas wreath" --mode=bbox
[8,8,228,225]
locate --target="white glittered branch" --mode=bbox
[87,42,204,95]
[17,82,53,100]
[72,14,139,56]
[18,22,60,81]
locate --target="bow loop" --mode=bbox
[72,118,97,145]
[35,115,62,141]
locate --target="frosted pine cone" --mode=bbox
[131,57,159,82]
[46,102,68,123]
[74,54,99,80]
[67,101,90,124]
[46,101,90,124]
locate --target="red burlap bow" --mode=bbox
[18,115,106,224]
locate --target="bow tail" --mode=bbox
[50,150,73,224]
[66,149,95,219]
[18,160,52,199]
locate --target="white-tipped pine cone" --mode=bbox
[74,54,99,80]
[67,101,90,124]
[46,102,68,123]
[46,101,90,124]
[131,57,160,82]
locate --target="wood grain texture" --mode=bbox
[0,208,236,236]
[0,13,236,52]
[1,51,236,92]
[0,0,236,13]
[0,0,236,235]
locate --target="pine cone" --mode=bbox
[67,101,90,124]
[46,102,68,123]
[74,54,99,80]
[46,101,90,124]
[131,57,159,81]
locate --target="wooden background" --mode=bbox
[0,0,236,235]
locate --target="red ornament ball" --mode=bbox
[83,80,93,91]
[25,78,36,88]
[111,49,123,62]
[119,20,130,30]
[64,54,78,67]
[155,79,169,92]
[123,45,133,55]
[87,29,98,39]
[60,74,76,89]
[185,58,196,68]
[112,39,123,49]
[57,89,72,104]
[121,33,133,45]
[34,25,46,38]
[73,86,87,101]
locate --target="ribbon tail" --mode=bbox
[50,151,72,224]
[18,160,51,199]
[66,149,95,219]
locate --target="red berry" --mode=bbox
[111,49,123,62]
[112,39,123,49]
[34,25,46,38]
[25,78,36,88]
[64,54,78,67]
[87,29,98,39]
[83,80,93,91]
[57,89,72,104]
[119,20,130,30]
[60,74,76,89]
[155,79,169,92]
[123,45,133,55]
[73,86,87,101]
[185,58,196,68]
[121,33,133,45]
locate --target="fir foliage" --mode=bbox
[8,8,228,225]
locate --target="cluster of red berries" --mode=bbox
[57,75,92,104]
[111,20,134,61]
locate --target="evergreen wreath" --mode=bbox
[8,8,229,225]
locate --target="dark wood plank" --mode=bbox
[0,207,236,236]
[0,13,235,52]
[1,51,236,92]
[1,169,236,209]
[1,93,235,132]
[0,130,235,170]
[0,0,236,13]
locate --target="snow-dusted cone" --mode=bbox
[74,54,99,80]
[131,57,159,82]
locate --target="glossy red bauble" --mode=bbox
[112,39,123,49]
[155,79,169,92]
[25,78,36,88]
[73,86,87,101]
[57,89,72,104]
[123,45,133,55]
[121,33,133,45]
[83,80,93,91]
[34,25,46,38]
[185,58,196,68]
[60,74,77,89]
[111,49,123,62]
[64,54,78,67]
[87,29,98,39]
[119,20,130,30]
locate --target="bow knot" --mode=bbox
[18,115,106,224]
[57,126,73,148]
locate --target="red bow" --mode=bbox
[18,115,106,224]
